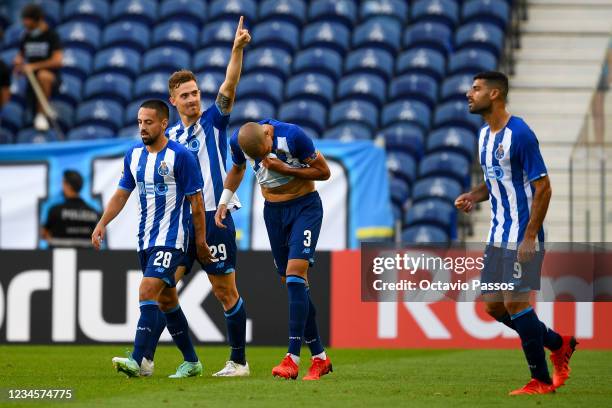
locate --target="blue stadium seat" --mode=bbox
[125,99,146,127]
[244,48,292,80]
[448,48,497,75]
[209,0,257,23]
[200,21,237,48]
[396,48,446,82]
[360,0,408,23]
[404,199,456,234]
[259,0,307,26]
[463,0,510,31]
[16,128,58,144]
[84,73,132,105]
[111,0,157,26]
[0,48,17,66]
[278,100,327,135]
[251,21,300,53]
[102,21,150,53]
[153,22,199,53]
[94,47,141,78]
[427,127,476,160]
[196,72,225,99]
[381,100,431,132]
[441,74,473,102]
[133,72,169,100]
[389,74,438,110]
[7,76,27,108]
[402,225,449,244]
[302,22,351,56]
[118,125,140,139]
[390,175,411,207]
[293,47,343,80]
[456,23,505,58]
[143,47,191,74]
[61,48,92,80]
[337,74,386,108]
[63,0,110,27]
[193,47,231,74]
[0,101,24,134]
[403,22,453,56]
[51,100,76,132]
[3,23,23,48]
[411,0,459,29]
[309,0,357,29]
[237,73,284,107]
[76,100,124,133]
[230,99,276,128]
[352,17,401,55]
[345,48,394,81]
[413,176,463,204]
[55,73,82,107]
[329,100,378,131]
[433,101,482,133]
[386,151,417,185]
[57,22,101,54]
[67,125,115,141]
[419,151,471,186]
[14,0,61,26]
[285,73,335,108]
[0,127,13,144]
[379,123,425,159]
[323,123,373,141]
[391,202,403,225]
[159,0,206,26]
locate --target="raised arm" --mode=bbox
[91,188,131,249]
[215,163,246,228]
[216,16,251,114]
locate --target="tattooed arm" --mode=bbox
[217,16,251,114]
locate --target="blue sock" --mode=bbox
[497,312,562,350]
[224,297,247,365]
[286,276,309,357]
[132,301,159,365]
[164,305,198,363]
[144,308,166,360]
[511,307,551,384]
[304,288,324,356]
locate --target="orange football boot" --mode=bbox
[303,356,333,380]
[550,336,578,388]
[272,355,299,379]
[509,379,556,395]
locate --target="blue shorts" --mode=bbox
[263,191,323,276]
[480,245,545,293]
[138,246,184,288]
[182,210,237,275]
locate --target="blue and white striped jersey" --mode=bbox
[166,103,241,212]
[118,140,204,251]
[229,119,317,188]
[478,116,547,246]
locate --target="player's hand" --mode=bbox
[517,237,536,263]
[454,192,475,213]
[91,223,105,250]
[261,156,288,173]
[233,16,251,50]
[196,241,215,265]
[215,204,228,229]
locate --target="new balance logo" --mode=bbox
[302,248,311,254]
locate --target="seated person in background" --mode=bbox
[42,170,100,248]
[13,3,62,131]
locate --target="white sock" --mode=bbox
[287,353,300,365]
[313,351,327,360]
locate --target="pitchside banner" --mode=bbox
[0,138,393,250]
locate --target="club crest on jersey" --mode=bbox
[495,143,505,160]
[155,183,168,195]
[187,138,201,152]
[158,161,169,176]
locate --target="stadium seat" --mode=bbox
[259,0,307,26]
[379,123,425,159]
[403,22,453,56]
[419,151,471,186]
[230,99,276,128]
[0,48,17,67]
[386,151,417,185]
[329,100,378,131]
[345,48,394,82]
[7,76,28,108]
[102,21,150,53]
[243,47,292,80]
[193,47,231,74]
[285,73,335,108]
[278,100,327,135]
[389,74,438,110]
[3,23,24,48]
[133,72,169,100]
[411,0,459,29]
[337,73,386,108]
[200,21,237,48]
[396,48,446,82]
[463,0,510,31]
[455,22,505,58]
[302,22,351,56]
[433,101,482,133]
[159,0,206,26]
[427,127,476,160]
[323,124,373,141]
[63,0,110,27]
[0,101,24,134]
[16,128,58,144]
[360,0,408,23]
[402,225,449,244]
[14,0,60,26]
[352,17,402,55]
[142,47,190,74]
[94,47,141,79]
[441,74,473,102]
[412,176,463,204]
[0,127,13,144]
[391,202,403,225]
[381,100,431,132]
[84,73,132,105]
[196,72,225,100]
[51,100,76,132]
[251,21,300,54]
[57,22,101,54]
[153,22,199,53]
[390,175,411,208]
[308,0,357,29]
[124,99,146,127]
[55,73,82,107]
[111,0,157,26]
[237,73,284,107]
[293,47,343,81]
[404,199,456,236]
[208,0,257,23]
[76,100,124,133]
[61,48,93,80]
[448,48,497,75]
[67,125,116,141]
[118,125,140,139]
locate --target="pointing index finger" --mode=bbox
[238,16,244,31]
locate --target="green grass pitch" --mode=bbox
[0,345,610,407]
